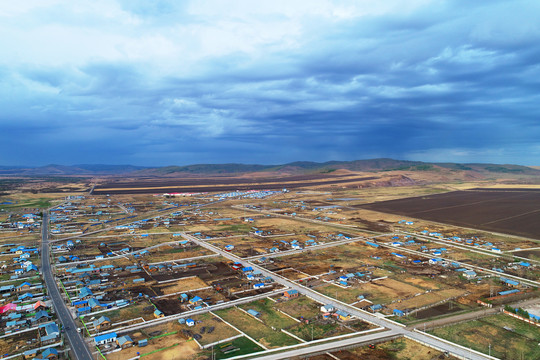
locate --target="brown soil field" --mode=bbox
[512,248,540,260]
[414,302,466,319]
[92,175,379,194]
[360,189,540,240]
[339,337,460,360]
[392,288,467,311]
[159,276,209,295]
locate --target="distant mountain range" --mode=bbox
[0,159,539,176]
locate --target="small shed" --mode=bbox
[138,339,148,347]
[284,289,299,299]
[247,309,260,317]
[117,335,133,348]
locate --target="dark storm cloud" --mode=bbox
[1,0,540,166]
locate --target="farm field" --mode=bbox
[92,174,380,194]
[237,298,299,329]
[201,336,264,359]
[431,313,540,359]
[360,189,540,240]
[213,307,300,348]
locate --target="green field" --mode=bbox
[431,313,540,359]
[238,298,298,329]
[288,320,352,341]
[274,296,321,319]
[214,308,300,348]
[204,336,264,359]
[316,284,368,304]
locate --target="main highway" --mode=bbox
[181,232,497,360]
[42,212,93,360]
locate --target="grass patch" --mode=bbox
[317,284,369,304]
[288,320,352,341]
[204,336,264,359]
[238,298,297,329]
[214,308,300,348]
[430,313,540,359]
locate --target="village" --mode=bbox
[0,186,538,360]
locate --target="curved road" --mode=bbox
[42,212,93,360]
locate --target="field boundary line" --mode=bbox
[202,333,244,349]
[277,309,301,323]
[281,328,306,343]
[209,311,268,350]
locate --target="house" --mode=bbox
[22,348,38,359]
[117,335,133,348]
[501,277,520,287]
[334,310,351,321]
[189,296,203,305]
[40,323,60,345]
[33,300,48,311]
[154,309,164,318]
[94,332,117,345]
[284,289,299,299]
[72,300,88,308]
[41,347,58,359]
[79,287,93,299]
[186,318,195,327]
[94,316,111,330]
[320,304,335,313]
[17,281,31,291]
[463,270,477,280]
[77,306,91,315]
[370,304,383,312]
[88,298,102,310]
[26,264,39,273]
[33,310,51,323]
[253,283,264,289]
[393,309,405,317]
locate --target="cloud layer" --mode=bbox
[2,0,540,166]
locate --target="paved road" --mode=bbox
[182,232,497,360]
[235,330,400,360]
[42,212,94,360]
[114,288,286,334]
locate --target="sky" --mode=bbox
[1,0,540,167]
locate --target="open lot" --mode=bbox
[360,189,540,240]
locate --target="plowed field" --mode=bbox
[360,189,540,239]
